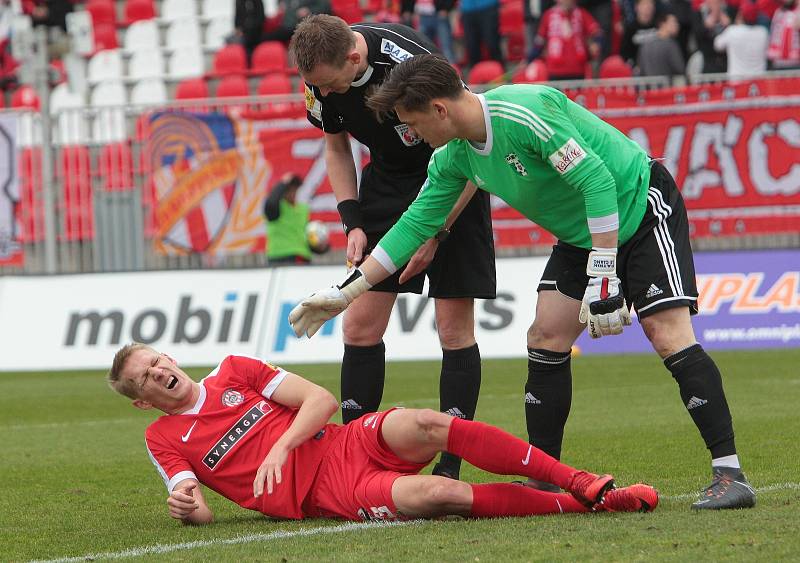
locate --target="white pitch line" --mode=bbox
[30,482,800,563]
[2,418,141,431]
[30,520,420,563]
[663,481,800,501]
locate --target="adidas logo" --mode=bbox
[686,396,708,410]
[445,407,466,419]
[645,284,664,298]
[525,392,542,404]
[341,399,362,410]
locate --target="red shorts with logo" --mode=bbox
[303,409,430,522]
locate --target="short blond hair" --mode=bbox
[107,342,153,399]
[290,14,355,74]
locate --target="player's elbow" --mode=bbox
[317,387,339,417]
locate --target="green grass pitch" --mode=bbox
[2,349,799,562]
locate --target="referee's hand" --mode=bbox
[347,228,367,266]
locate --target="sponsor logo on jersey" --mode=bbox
[203,400,273,470]
[221,389,245,407]
[304,85,322,120]
[505,153,528,176]
[394,123,422,146]
[380,38,414,63]
[549,138,587,175]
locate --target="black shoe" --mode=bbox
[432,462,460,480]
[691,466,756,510]
[511,478,562,493]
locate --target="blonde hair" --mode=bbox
[107,342,153,399]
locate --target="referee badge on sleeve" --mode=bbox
[304,85,322,120]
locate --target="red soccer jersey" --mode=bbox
[538,6,600,77]
[144,355,338,520]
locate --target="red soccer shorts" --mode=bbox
[303,409,430,521]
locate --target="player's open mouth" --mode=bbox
[167,376,178,390]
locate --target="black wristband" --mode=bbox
[337,199,364,235]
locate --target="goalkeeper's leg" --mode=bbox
[341,292,397,423]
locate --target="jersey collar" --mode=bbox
[351,65,374,87]
[180,363,221,415]
[467,94,493,156]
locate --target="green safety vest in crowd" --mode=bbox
[266,200,311,261]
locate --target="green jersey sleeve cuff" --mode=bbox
[371,245,399,275]
[587,212,619,233]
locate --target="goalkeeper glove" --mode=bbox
[288,268,372,338]
[579,248,632,338]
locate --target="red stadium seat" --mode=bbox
[18,147,44,242]
[499,2,524,35]
[57,146,94,241]
[216,74,250,97]
[99,142,134,191]
[11,86,40,110]
[175,77,209,99]
[332,0,364,23]
[86,0,117,26]
[511,59,549,83]
[251,41,289,75]
[256,72,292,95]
[468,60,505,84]
[212,44,247,76]
[599,55,633,78]
[93,23,119,51]
[124,0,157,24]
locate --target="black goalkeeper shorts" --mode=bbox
[537,160,699,319]
[365,189,497,299]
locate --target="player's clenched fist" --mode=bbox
[289,269,373,338]
[167,482,200,520]
[579,248,632,338]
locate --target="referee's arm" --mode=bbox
[324,131,358,203]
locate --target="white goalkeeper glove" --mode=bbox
[579,248,632,339]
[288,268,372,338]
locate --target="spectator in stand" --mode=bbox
[767,0,800,69]
[24,0,72,31]
[412,0,457,62]
[660,0,693,59]
[579,0,613,59]
[691,0,733,73]
[263,172,312,265]
[235,0,267,59]
[524,0,555,62]
[262,0,332,42]
[532,0,602,80]
[714,1,769,76]
[638,11,685,76]
[620,0,659,66]
[461,0,504,66]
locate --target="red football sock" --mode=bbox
[447,417,575,489]
[469,483,588,517]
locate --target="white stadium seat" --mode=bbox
[162,0,198,21]
[124,19,160,52]
[91,82,128,143]
[87,49,123,85]
[204,16,233,49]
[50,83,89,145]
[131,78,168,105]
[166,19,201,49]
[129,48,165,80]
[202,0,235,18]
[168,46,205,79]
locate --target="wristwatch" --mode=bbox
[434,227,451,243]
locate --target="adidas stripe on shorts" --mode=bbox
[537,160,699,319]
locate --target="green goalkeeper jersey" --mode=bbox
[374,84,651,270]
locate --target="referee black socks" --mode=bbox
[341,341,386,424]
[525,348,573,460]
[437,344,482,477]
[664,343,737,459]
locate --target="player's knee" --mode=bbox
[641,311,694,358]
[437,323,475,350]
[425,478,470,508]
[343,316,385,345]
[527,322,561,349]
[413,408,449,442]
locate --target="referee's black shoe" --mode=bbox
[692,466,756,510]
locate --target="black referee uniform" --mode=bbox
[305,23,496,479]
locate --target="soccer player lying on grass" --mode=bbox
[288,54,755,510]
[107,343,657,524]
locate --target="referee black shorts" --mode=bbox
[537,160,699,319]
[365,189,497,300]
